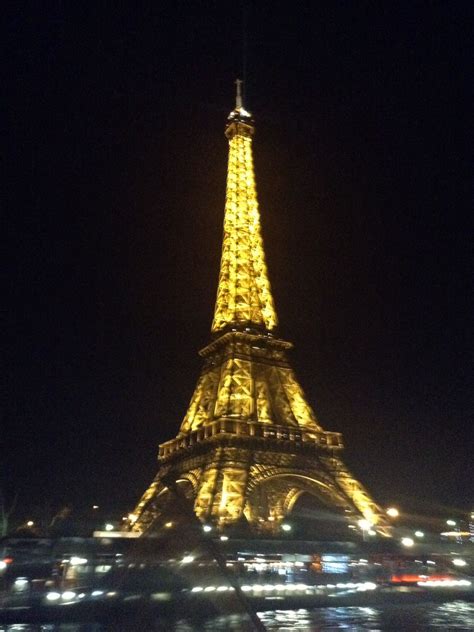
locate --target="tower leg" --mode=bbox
[194,449,251,528]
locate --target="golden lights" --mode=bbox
[211,127,277,333]
[130,91,390,537]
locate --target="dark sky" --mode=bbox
[4,3,472,521]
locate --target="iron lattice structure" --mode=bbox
[131,87,390,536]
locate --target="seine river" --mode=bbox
[1,601,474,631]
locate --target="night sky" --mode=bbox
[4,4,472,522]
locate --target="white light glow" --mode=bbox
[46,592,61,601]
[281,523,292,532]
[417,579,471,588]
[414,531,424,538]
[14,578,28,587]
[181,555,194,564]
[386,507,399,518]
[150,592,171,601]
[62,591,76,601]
[104,524,114,532]
[452,558,467,567]
[401,537,415,547]
[202,525,212,532]
[70,556,88,566]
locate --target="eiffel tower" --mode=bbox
[131,82,389,536]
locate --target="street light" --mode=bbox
[401,537,414,547]
[26,520,34,527]
[446,519,456,526]
[281,523,292,532]
[414,530,424,538]
[386,507,399,518]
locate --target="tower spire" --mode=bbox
[211,83,278,333]
[235,78,243,109]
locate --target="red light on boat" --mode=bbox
[391,574,421,583]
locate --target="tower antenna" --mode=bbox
[242,3,248,103]
[235,78,243,109]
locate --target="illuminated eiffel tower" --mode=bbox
[131,82,389,536]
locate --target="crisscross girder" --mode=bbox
[211,123,278,332]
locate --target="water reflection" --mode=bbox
[1,602,474,631]
[0,627,103,632]
[431,600,474,629]
[259,606,381,630]
[258,602,474,630]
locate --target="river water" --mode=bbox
[258,601,474,630]
[1,601,474,631]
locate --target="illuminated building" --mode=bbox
[132,82,389,535]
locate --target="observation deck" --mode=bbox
[159,419,344,462]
